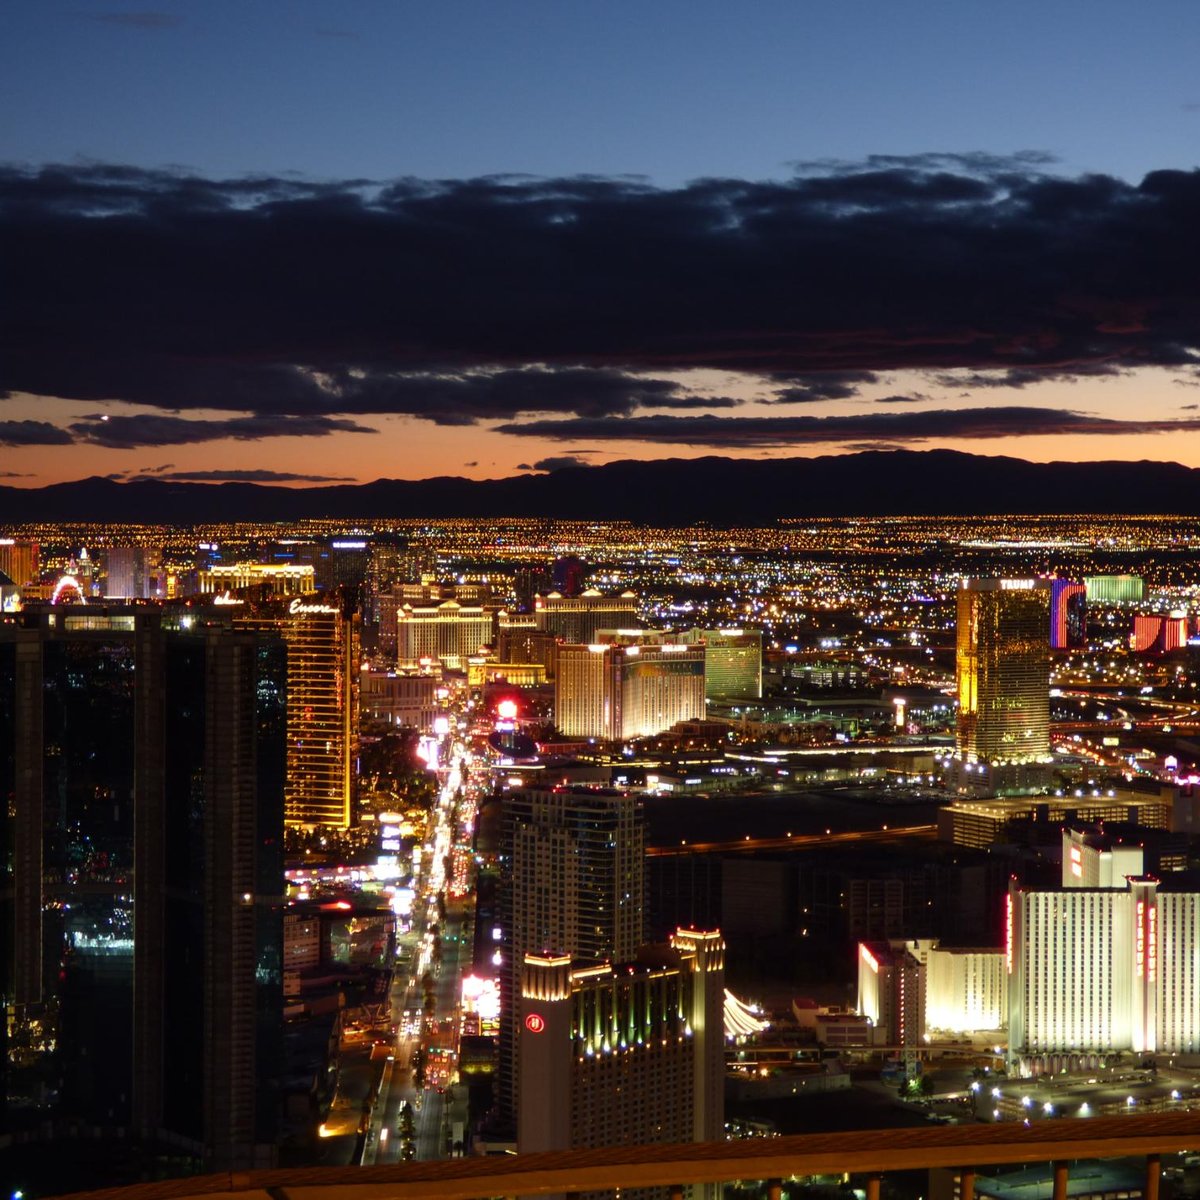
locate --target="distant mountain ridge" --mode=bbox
[1,450,1197,524]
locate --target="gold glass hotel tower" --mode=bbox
[246,595,361,828]
[285,597,359,827]
[956,578,1051,764]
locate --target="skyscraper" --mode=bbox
[0,538,38,588]
[955,578,1051,785]
[314,536,371,597]
[679,627,762,700]
[102,545,163,599]
[518,929,725,1154]
[0,607,285,1176]
[1007,872,1200,1073]
[497,786,645,1130]
[275,595,360,828]
[395,598,493,670]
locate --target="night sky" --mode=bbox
[6,0,1200,487]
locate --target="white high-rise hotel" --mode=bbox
[1007,832,1200,1073]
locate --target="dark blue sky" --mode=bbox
[6,1,1200,186]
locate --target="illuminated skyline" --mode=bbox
[6,1,1200,487]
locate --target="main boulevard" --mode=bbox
[322,723,483,1166]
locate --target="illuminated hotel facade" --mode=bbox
[956,578,1051,762]
[679,627,762,700]
[199,562,316,598]
[394,599,493,671]
[518,929,725,1156]
[1007,861,1200,1073]
[857,939,1007,1043]
[535,588,639,644]
[0,538,38,588]
[1130,612,1189,654]
[953,577,1051,794]
[555,639,706,740]
[255,596,360,828]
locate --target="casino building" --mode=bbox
[518,929,725,1155]
[238,594,360,828]
[555,637,705,740]
[1007,835,1200,1074]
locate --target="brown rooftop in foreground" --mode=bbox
[47,1112,1200,1200]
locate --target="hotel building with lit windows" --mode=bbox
[1048,578,1087,650]
[239,595,359,828]
[952,577,1052,795]
[677,627,762,700]
[555,637,705,740]
[198,561,316,598]
[498,786,645,1131]
[518,929,725,1156]
[534,588,639,644]
[0,538,38,588]
[1008,838,1200,1073]
[857,938,1007,1044]
[394,599,494,671]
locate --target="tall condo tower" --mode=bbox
[497,786,645,1131]
[0,607,285,1176]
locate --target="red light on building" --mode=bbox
[524,1012,546,1034]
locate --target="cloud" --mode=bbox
[874,394,928,404]
[70,413,376,448]
[0,420,73,446]
[495,406,1200,448]
[932,365,1127,390]
[75,11,182,29]
[143,468,357,483]
[10,157,1200,437]
[0,470,32,477]
[531,455,591,471]
[769,371,879,403]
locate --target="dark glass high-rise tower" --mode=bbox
[0,606,285,1180]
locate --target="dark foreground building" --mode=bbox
[0,606,285,1180]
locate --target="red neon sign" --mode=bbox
[525,1013,546,1034]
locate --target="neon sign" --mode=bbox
[289,597,339,616]
[50,575,87,605]
[1148,904,1157,984]
[1005,893,1013,975]
[524,1013,546,1034]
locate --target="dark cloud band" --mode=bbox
[69,413,376,449]
[495,406,1200,448]
[6,157,1200,431]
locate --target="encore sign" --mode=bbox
[524,1013,546,1034]
[289,597,340,616]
